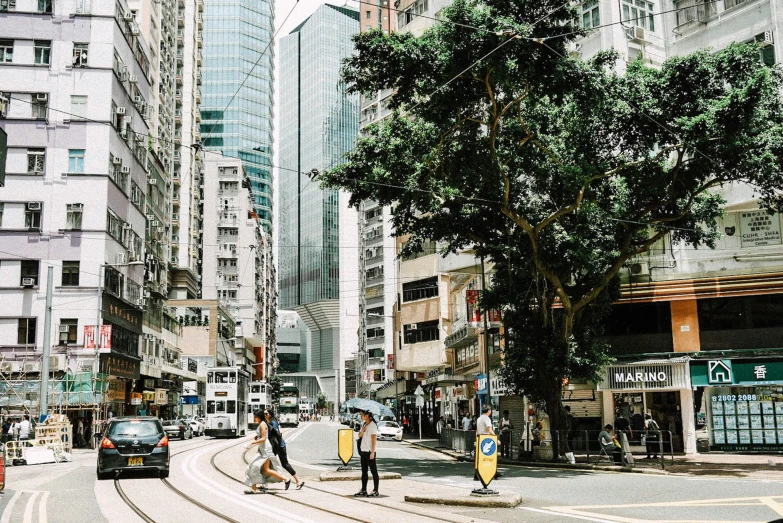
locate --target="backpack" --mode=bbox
[267,421,283,455]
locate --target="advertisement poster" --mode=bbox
[750,415,763,429]
[765,430,777,444]
[713,416,724,430]
[750,402,761,415]
[726,431,738,444]
[712,401,724,415]
[739,430,751,444]
[713,430,726,444]
[740,210,782,248]
[725,416,737,430]
[763,402,775,415]
[764,415,776,428]
[725,402,736,415]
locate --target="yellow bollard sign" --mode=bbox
[338,428,354,466]
[475,434,498,488]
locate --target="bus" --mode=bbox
[247,380,270,430]
[205,366,249,438]
[278,383,299,427]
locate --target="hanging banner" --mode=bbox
[84,325,112,353]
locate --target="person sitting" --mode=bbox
[598,424,622,464]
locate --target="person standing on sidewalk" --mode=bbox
[355,410,379,498]
[265,408,304,489]
[499,410,514,458]
[18,415,31,441]
[462,413,471,431]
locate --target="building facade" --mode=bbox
[200,0,274,230]
[278,4,360,406]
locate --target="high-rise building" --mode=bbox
[278,4,360,405]
[200,0,274,231]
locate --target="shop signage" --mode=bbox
[475,373,488,394]
[102,292,143,335]
[107,379,126,402]
[739,210,781,248]
[83,325,112,353]
[100,352,140,380]
[143,390,156,402]
[154,388,168,405]
[130,392,142,405]
[602,363,686,390]
[143,379,156,389]
[489,369,507,397]
[691,360,783,387]
[180,395,199,405]
[434,389,441,400]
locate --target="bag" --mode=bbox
[268,422,283,455]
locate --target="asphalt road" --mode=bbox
[1,422,782,522]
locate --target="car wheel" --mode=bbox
[189,432,193,439]
[159,470,169,479]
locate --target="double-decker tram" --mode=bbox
[205,366,249,437]
[278,383,299,427]
[247,380,270,430]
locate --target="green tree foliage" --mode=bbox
[317,392,328,410]
[320,0,783,456]
[269,374,283,406]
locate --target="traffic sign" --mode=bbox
[337,428,354,466]
[475,434,498,488]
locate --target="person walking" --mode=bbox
[499,410,514,458]
[354,410,379,498]
[564,406,577,464]
[265,408,304,489]
[644,414,661,459]
[436,416,444,435]
[18,415,31,442]
[402,415,409,434]
[245,411,289,494]
[462,413,471,431]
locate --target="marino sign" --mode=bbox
[604,363,681,390]
[613,370,668,383]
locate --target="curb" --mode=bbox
[405,441,669,475]
[405,493,523,508]
[319,471,403,481]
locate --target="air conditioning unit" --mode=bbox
[112,156,122,165]
[22,278,35,287]
[116,106,126,115]
[136,298,145,306]
[135,134,144,144]
[0,362,13,373]
[129,74,138,83]
[762,31,774,47]
[377,215,383,222]
[23,362,40,373]
[151,220,159,227]
[148,178,157,185]
[124,11,134,20]
[629,261,650,277]
[36,93,48,101]
[626,26,646,42]
[121,166,131,174]
[58,324,70,333]
[50,355,67,371]
[27,202,41,211]
[116,253,127,264]
[133,95,142,104]
[122,223,131,230]
[146,214,155,221]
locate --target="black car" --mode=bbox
[97,417,170,480]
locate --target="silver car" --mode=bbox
[161,419,193,440]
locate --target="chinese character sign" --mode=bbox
[99,325,112,353]
[754,365,767,380]
[740,211,782,248]
[83,326,96,349]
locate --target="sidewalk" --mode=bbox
[404,435,783,479]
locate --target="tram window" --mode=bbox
[214,371,227,383]
[251,385,260,393]
[227,400,236,414]
[229,372,236,383]
[207,401,215,414]
[216,401,225,412]
[207,372,213,383]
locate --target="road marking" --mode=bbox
[286,423,310,443]
[288,458,329,471]
[0,490,22,523]
[22,491,39,523]
[519,507,623,522]
[38,491,49,523]
[759,497,783,517]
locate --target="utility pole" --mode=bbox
[39,265,54,422]
[481,255,491,408]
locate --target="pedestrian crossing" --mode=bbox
[0,490,49,523]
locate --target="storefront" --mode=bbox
[599,359,695,453]
[100,351,141,418]
[691,357,783,452]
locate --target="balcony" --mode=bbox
[174,131,182,144]
[196,88,202,104]
[175,90,182,104]
[176,73,183,86]
[444,324,477,349]
[197,35,203,48]
[197,14,203,29]
[176,30,184,46]
[177,13,184,27]
[197,0,203,11]
[174,109,182,124]
[196,71,202,85]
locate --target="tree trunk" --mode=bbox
[545,378,570,460]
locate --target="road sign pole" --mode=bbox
[472,434,499,496]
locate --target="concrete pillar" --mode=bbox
[680,387,697,454]
[602,390,614,427]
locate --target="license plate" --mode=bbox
[127,457,143,466]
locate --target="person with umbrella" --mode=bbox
[354,409,380,498]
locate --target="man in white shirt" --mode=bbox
[18,414,31,441]
[476,405,494,435]
[462,414,472,431]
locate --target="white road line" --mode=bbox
[184,444,316,523]
[38,491,49,523]
[519,506,620,522]
[288,458,329,471]
[0,490,22,523]
[22,491,39,523]
[286,423,311,443]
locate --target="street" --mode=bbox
[1,422,783,522]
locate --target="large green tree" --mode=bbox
[320,0,783,456]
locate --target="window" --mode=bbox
[366,10,371,18]
[37,0,52,13]
[59,318,78,345]
[66,203,83,230]
[621,0,655,32]
[68,149,85,173]
[32,95,47,119]
[106,210,123,242]
[72,43,88,67]
[674,0,716,26]
[27,148,45,173]
[0,39,12,62]
[25,204,42,230]
[206,400,215,414]
[103,265,123,297]
[402,276,438,302]
[62,261,79,286]
[0,203,3,227]
[70,95,87,119]
[0,0,15,11]
[698,295,783,331]
[34,40,51,65]
[581,0,600,29]
[17,318,37,344]
[403,320,439,344]
[753,33,776,67]
[76,0,91,13]
[227,400,236,414]
[367,327,384,339]
[21,260,40,286]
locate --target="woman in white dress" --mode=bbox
[245,411,289,494]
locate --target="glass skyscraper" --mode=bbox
[201,0,274,230]
[278,4,360,311]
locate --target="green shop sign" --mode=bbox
[690,359,783,387]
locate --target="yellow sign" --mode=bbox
[475,434,498,488]
[338,428,354,465]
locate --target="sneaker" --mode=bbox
[354,491,368,497]
[285,480,291,491]
[296,481,305,490]
[368,491,379,497]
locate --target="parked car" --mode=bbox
[377,421,403,441]
[161,419,193,440]
[97,417,169,479]
[188,418,205,437]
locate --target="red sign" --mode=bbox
[386,354,395,370]
[84,325,112,352]
[434,389,441,400]
[84,326,96,350]
[99,325,112,352]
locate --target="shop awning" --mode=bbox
[691,358,783,387]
